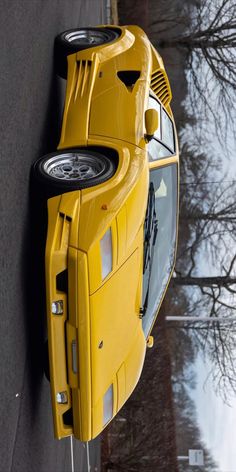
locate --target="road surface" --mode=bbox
[0,1,107,470]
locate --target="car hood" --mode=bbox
[89,249,146,412]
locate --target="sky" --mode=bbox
[171,9,236,467]
[181,123,236,470]
[179,57,236,471]
[191,354,236,472]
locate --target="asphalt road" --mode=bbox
[0,1,106,471]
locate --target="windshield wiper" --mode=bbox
[141,182,158,317]
[143,182,158,272]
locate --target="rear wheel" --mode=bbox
[32,149,116,197]
[55,27,120,78]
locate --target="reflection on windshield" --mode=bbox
[142,164,178,337]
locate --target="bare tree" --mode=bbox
[181,182,236,224]
[102,319,179,472]
[178,179,236,278]
[173,384,220,471]
[173,253,236,311]
[150,0,236,142]
[169,254,236,398]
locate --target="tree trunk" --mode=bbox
[170,275,236,288]
[180,214,236,222]
[158,36,235,49]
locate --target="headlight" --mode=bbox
[100,228,112,280]
[103,385,113,426]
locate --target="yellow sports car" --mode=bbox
[32,25,179,441]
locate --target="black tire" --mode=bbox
[55,27,120,78]
[32,148,116,198]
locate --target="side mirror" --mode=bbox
[147,335,154,349]
[145,108,158,142]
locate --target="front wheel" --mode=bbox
[32,149,116,197]
[55,27,120,78]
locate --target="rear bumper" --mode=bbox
[45,192,92,441]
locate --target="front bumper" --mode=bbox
[45,192,92,441]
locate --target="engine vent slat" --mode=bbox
[150,68,172,106]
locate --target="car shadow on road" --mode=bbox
[21,68,65,416]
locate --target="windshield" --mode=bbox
[142,164,178,337]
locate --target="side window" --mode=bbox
[148,94,175,161]
[148,139,172,160]
[162,109,175,153]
